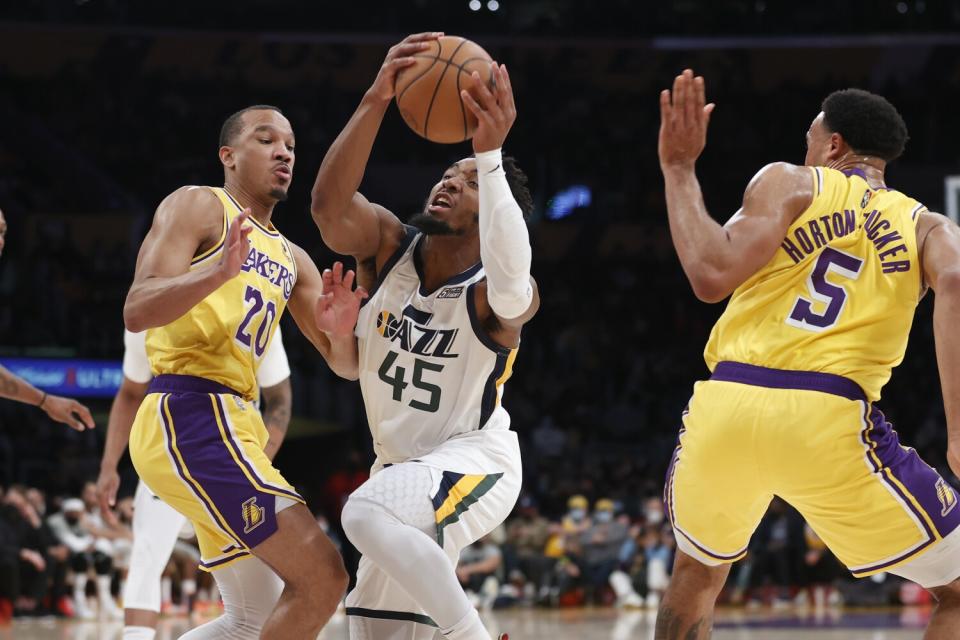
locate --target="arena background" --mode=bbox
[2,0,960,636]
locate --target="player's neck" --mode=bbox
[829,154,887,189]
[418,235,480,291]
[223,183,276,226]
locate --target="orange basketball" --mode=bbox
[394,36,494,144]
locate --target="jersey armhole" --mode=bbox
[466,281,512,356]
[190,189,229,266]
[361,225,420,308]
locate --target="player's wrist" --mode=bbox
[474,148,503,174]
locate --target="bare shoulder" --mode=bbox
[917,211,955,239]
[154,185,223,234]
[742,162,814,220]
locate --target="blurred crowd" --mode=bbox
[2,17,960,625]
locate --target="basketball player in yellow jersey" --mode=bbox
[655,70,960,639]
[123,106,365,640]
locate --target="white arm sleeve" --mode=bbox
[256,326,291,389]
[122,330,153,384]
[476,148,533,320]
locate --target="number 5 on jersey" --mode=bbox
[786,247,864,332]
[378,351,444,413]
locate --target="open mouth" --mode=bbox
[428,192,453,213]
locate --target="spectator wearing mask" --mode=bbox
[580,499,629,604]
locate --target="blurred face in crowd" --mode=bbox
[26,488,45,516]
[412,158,480,237]
[220,109,295,203]
[643,497,664,525]
[82,481,98,511]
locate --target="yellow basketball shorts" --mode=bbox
[666,361,960,577]
[129,374,304,571]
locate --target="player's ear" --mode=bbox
[219,145,236,169]
[826,132,845,162]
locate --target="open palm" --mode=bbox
[315,261,368,337]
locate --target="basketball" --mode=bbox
[395,36,494,144]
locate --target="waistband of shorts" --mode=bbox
[710,361,866,402]
[147,374,241,397]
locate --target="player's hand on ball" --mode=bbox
[460,62,516,153]
[43,395,95,431]
[218,209,253,281]
[370,32,444,102]
[315,261,368,337]
[658,68,715,170]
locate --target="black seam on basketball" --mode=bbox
[456,62,468,141]
[424,38,469,141]
[396,40,442,102]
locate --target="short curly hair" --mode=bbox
[502,155,534,220]
[219,105,284,147]
[821,89,908,162]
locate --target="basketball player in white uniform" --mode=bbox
[311,34,536,640]
[95,328,292,640]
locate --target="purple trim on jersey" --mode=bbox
[149,374,241,397]
[158,394,245,549]
[711,362,866,402]
[163,391,281,551]
[211,395,304,502]
[466,282,511,355]
[200,549,251,570]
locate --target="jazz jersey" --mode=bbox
[704,167,927,401]
[146,187,297,400]
[356,227,518,465]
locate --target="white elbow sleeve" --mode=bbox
[476,149,533,319]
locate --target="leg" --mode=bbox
[179,557,284,640]
[341,463,501,640]
[124,481,187,639]
[251,502,348,640]
[655,550,729,640]
[927,578,960,640]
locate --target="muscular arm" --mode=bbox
[310,35,437,262]
[0,364,95,431]
[662,162,812,303]
[99,377,149,473]
[123,187,236,332]
[286,244,361,380]
[0,363,45,405]
[919,212,960,479]
[260,378,292,461]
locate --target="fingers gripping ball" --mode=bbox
[395,36,494,144]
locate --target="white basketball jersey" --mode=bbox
[356,228,518,465]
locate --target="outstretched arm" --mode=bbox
[124,187,250,332]
[658,69,812,303]
[310,33,441,259]
[920,213,960,480]
[0,364,94,431]
[287,246,366,380]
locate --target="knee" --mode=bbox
[341,497,380,548]
[300,532,348,609]
[931,578,960,606]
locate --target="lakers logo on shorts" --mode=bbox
[242,497,266,534]
[936,478,958,517]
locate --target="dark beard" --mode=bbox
[409,212,459,236]
[269,188,288,202]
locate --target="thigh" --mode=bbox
[784,402,960,580]
[666,381,772,566]
[130,391,305,570]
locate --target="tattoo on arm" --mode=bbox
[654,606,709,640]
[264,402,291,436]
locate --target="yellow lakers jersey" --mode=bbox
[146,187,298,399]
[704,167,927,401]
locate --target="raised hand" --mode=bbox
[460,62,517,153]
[658,69,715,170]
[217,209,253,281]
[315,261,368,337]
[42,394,95,431]
[370,32,444,102]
